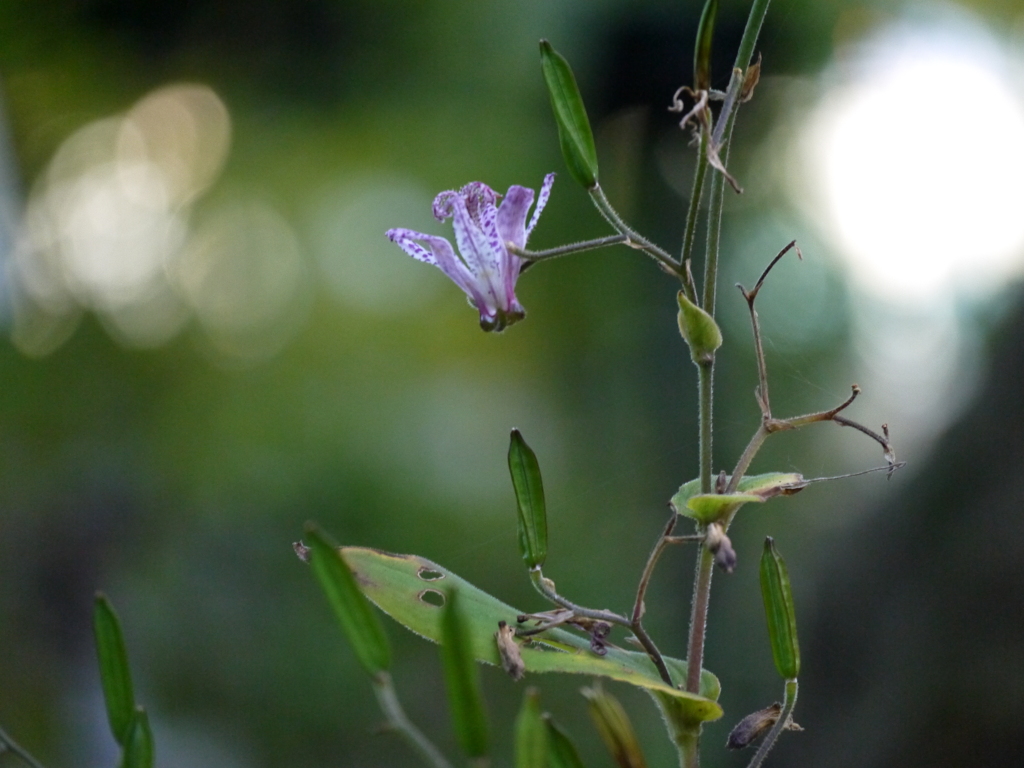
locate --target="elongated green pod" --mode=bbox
[515,687,548,768]
[677,291,722,365]
[582,684,647,768]
[118,707,154,768]
[545,716,587,768]
[540,40,599,188]
[305,524,391,676]
[441,589,489,758]
[508,429,549,569]
[93,593,137,746]
[694,0,718,90]
[759,537,800,679]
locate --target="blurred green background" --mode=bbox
[2,1,1024,766]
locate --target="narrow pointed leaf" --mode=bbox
[515,687,547,768]
[441,589,489,758]
[540,40,599,188]
[694,0,719,90]
[508,429,548,569]
[760,537,800,679]
[93,593,136,746]
[118,707,154,768]
[340,547,722,718]
[676,291,722,364]
[582,685,647,768]
[545,717,587,768]
[306,524,391,675]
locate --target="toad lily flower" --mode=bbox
[386,173,555,332]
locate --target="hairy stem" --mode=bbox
[685,545,715,695]
[0,725,48,768]
[588,184,681,275]
[747,679,798,768]
[680,127,709,302]
[371,672,455,768]
[511,233,628,262]
[530,569,631,628]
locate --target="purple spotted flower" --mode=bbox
[387,173,555,331]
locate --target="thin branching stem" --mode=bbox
[679,126,709,302]
[371,672,455,768]
[746,679,798,768]
[0,725,48,768]
[588,184,682,275]
[631,513,679,625]
[738,239,801,419]
[529,569,631,628]
[510,234,628,262]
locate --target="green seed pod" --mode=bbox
[694,0,718,91]
[540,40,599,189]
[93,593,137,746]
[677,291,722,365]
[515,687,548,768]
[441,589,490,758]
[582,684,648,768]
[759,537,801,680]
[305,524,392,676]
[508,429,549,569]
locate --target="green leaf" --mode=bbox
[515,687,547,768]
[685,493,763,525]
[441,589,489,758]
[340,547,721,718]
[306,524,391,676]
[582,684,647,768]
[93,593,137,746]
[118,707,154,768]
[540,40,599,188]
[760,537,800,680]
[508,429,549,569]
[545,716,587,768]
[676,291,722,364]
[671,472,805,524]
[694,0,719,90]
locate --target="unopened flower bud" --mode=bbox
[706,523,737,573]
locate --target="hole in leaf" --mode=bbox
[417,589,446,607]
[417,567,445,581]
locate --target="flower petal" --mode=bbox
[386,228,479,300]
[496,185,535,252]
[526,173,556,238]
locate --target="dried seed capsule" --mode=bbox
[496,621,526,682]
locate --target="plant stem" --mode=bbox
[746,679,798,768]
[371,672,455,768]
[735,0,773,73]
[684,546,715,695]
[511,234,628,262]
[679,128,709,303]
[631,512,678,625]
[0,725,47,768]
[588,184,681,275]
[530,569,631,628]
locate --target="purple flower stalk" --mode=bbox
[387,173,555,332]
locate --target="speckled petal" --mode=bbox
[526,173,556,238]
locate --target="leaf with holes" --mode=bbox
[340,547,722,720]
